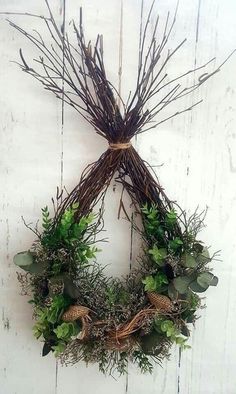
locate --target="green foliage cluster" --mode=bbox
[140,203,218,343]
[33,294,80,356]
[141,204,218,296]
[14,200,218,376]
[14,204,99,277]
[142,272,168,292]
[42,204,99,266]
[141,204,180,252]
[154,317,190,350]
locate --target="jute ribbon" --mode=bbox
[109,142,132,150]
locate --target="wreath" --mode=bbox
[11,1,229,375]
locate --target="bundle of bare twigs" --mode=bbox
[7,1,233,221]
[10,0,230,375]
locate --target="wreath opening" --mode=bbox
[10,1,232,375]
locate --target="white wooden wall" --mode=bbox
[1,0,236,393]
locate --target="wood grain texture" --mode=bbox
[0,1,236,393]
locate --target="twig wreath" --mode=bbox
[9,0,233,375]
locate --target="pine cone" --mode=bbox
[147,292,173,312]
[62,305,90,322]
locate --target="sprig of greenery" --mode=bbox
[132,351,154,373]
[41,204,96,249]
[148,245,167,266]
[32,294,76,356]
[154,318,190,350]
[42,206,53,232]
[142,272,168,292]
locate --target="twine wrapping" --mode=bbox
[109,142,132,150]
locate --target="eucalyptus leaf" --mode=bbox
[14,251,47,274]
[197,272,218,288]
[13,251,34,267]
[173,276,192,294]
[168,283,178,300]
[26,261,48,275]
[197,247,211,264]
[189,280,208,293]
[209,276,219,286]
[182,253,197,268]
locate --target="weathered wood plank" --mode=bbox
[0,1,63,393]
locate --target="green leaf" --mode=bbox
[84,246,99,259]
[42,342,52,357]
[47,307,59,324]
[52,294,71,310]
[141,203,149,215]
[13,251,34,267]
[197,247,211,264]
[54,322,79,340]
[142,272,168,293]
[26,261,48,275]
[173,276,193,294]
[52,341,66,356]
[54,323,69,339]
[33,325,44,339]
[181,253,197,268]
[14,251,47,275]
[185,313,196,324]
[209,275,218,286]
[180,323,190,337]
[71,202,79,210]
[160,319,179,338]
[165,209,177,227]
[161,320,173,332]
[197,272,218,288]
[142,276,157,292]
[175,337,190,349]
[169,238,183,253]
[42,206,52,231]
[149,245,167,265]
[168,283,179,300]
[155,272,168,292]
[189,280,207,293]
